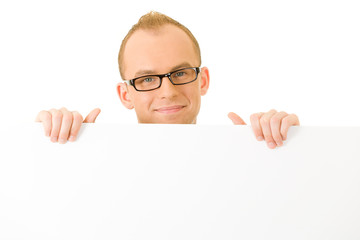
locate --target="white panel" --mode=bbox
[0,124,359,239]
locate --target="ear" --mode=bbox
[117,82,134,109]
[199,67,210,96]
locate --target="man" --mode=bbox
[35,11,300,149]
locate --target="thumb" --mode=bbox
[83,108,101,123]
[228,112,247,125]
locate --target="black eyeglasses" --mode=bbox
[123,67,200,92]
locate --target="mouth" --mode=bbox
[154,105,185,114]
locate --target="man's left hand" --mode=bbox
[228,109,300,149]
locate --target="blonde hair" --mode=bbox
[118,11,201,79]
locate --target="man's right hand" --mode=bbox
[35,107,101,144]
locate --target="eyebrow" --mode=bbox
[133,62,193,78]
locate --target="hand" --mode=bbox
[35,107,101,144]
[228,109,300,149]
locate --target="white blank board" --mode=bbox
[0,124,359,240]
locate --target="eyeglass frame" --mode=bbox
[123,67,201,92]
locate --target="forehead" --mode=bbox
[123,24,199,79]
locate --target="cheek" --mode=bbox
[187,83,202,101]
[184,87,201,109]
[133,93,153,111]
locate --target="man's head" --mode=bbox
[117,11,210,124]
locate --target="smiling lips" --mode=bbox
[155,105,185,114]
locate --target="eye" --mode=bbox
[143,77,155,83]
[174,71,186,77]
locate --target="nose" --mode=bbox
[157,76,178,98]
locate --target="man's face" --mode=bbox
[117,24,209,124]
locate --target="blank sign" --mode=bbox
[0,124,359,239]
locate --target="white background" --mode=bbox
[0,0,359,126]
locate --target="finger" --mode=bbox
[250,112,264,141]
[35,110,52,137]
[228,112,247,125]
[68,111,84,142]
[270,111,288,146]
[49,109,63,143]
[83,108,101,123]
[280,114,300,141]
[58,108,73,144]
[260,109,277,149]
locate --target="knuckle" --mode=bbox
[290,113,299,121]
[250,113,259,122]
[62,113,73,123]
[39,110,48,115]
[62,116,73,124]
[52,111,63,121]
[41,111,51,121]
[260,117,270,125]
[72,112,84,122]
[270,116,280,125]
[282,116,290,125]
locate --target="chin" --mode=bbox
[154,116,195,124]
[138,115,196,124]
[161,119,195,124]
[137,107,199,124]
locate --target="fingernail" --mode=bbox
[277,141,283,146]
[257,136,264,141]
[59,139,66,144]
[51,137,58,142]
[267,142,276,149]
[69,136,76,142]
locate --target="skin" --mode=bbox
[35,24,300,149]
